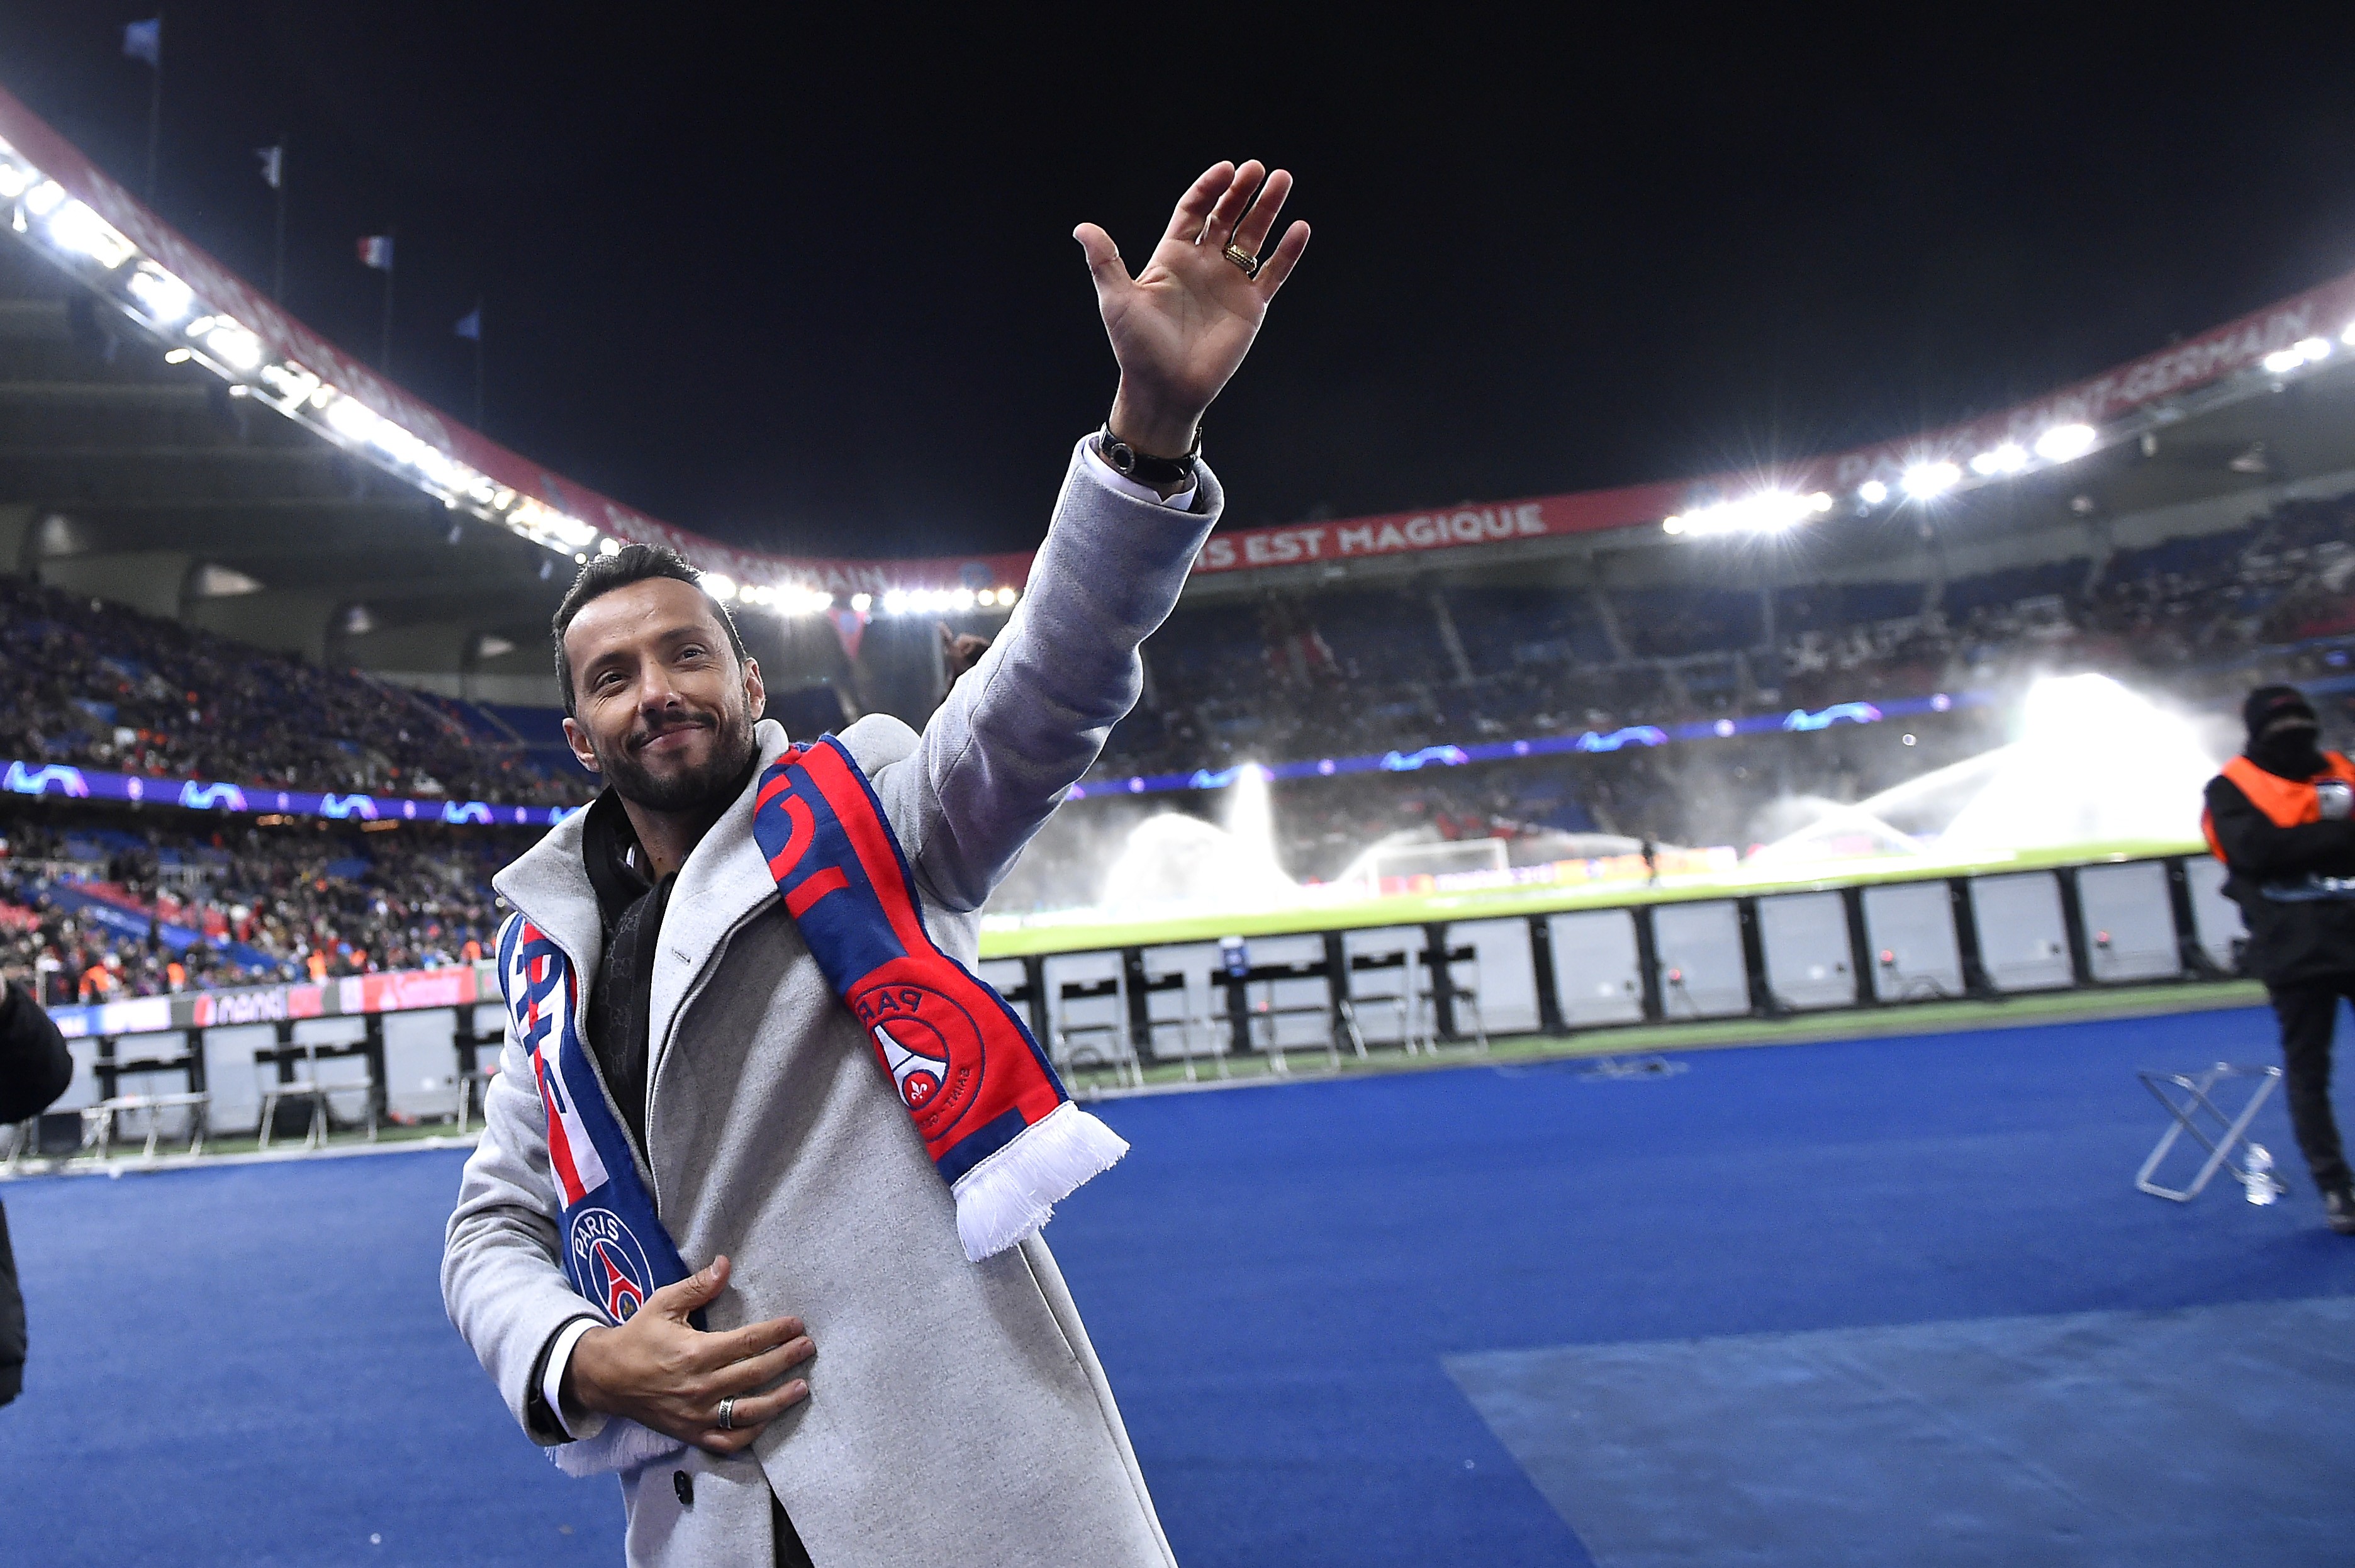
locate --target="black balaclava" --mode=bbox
[2244,683,2327,780]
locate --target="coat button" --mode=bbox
[673,1470,694,1506]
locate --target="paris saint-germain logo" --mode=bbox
[853,982,985,1141]
[568,1206,656,1323]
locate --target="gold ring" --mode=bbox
[1222,242,1261,280]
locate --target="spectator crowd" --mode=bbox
[0,805,530,1005]
[2,484,2349,968]
[0,573,591,807]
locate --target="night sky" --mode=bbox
[1,5,2352,558]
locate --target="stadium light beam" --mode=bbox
[2033,423,2098,462]
[1968,442,2028,476]
[48,199,135,268]
[1901,461,1961,500]
[201,322,262,372]
[2262,337,2330,375]
[1661,489,1832,539]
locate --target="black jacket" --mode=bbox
[2204,770,2355,986]
[0,980,72,1406]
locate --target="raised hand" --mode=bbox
[1075,159,1310,458]
[562,1254,814,1455]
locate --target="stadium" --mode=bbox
[3,28,2354,1568]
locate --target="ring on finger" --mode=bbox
[1222,242,1261,280]
[717,1396,736,1431]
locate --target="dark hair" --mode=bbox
[551,543,747,716]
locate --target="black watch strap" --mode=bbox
[1097,422,1200,486]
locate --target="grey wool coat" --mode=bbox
[443,437,1218,1567]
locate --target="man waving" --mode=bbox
[444,162,1306,1567]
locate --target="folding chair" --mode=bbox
[2135,1062,2285,1202]
[1418,943,1489,1053]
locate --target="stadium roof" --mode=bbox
[3,76,2354,673]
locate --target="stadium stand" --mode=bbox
[0,571,591,805]
[0,800,528,1003]
[0,77,2352,980]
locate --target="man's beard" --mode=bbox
[593,700,758,812]
[2250,724,2327,781]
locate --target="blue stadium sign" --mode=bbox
[3,758,573,828]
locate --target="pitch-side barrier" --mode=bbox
[973,850,2252,1087]
[13,850,2253,1151]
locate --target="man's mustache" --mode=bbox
[625,710,717,753]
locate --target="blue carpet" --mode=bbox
[3,1004,2352,1565]
[1449,1297,2355,1566]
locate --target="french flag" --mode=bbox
[356,234,394,271]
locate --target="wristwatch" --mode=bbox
[1097,422,1201,487]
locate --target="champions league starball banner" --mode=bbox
[2,758,574,828]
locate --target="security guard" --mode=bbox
[2203,683,2355,1233]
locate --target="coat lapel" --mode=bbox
[645,719,797,1078]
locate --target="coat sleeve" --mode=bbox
[442,1017,598,1446]
[2205,773,2355,878]
[864,437,1221,911]
[0,982,71,1125]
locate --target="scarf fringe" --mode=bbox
[550,1416,686,1479]
[949,1101,1129,1262]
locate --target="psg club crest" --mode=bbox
[568,1206,656,1323]
[853,981,985,1140]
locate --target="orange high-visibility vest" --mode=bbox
[2202,751,2355,861]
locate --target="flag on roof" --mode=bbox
[255,146,282,191]
[356,235,394,271]
[454,305,481,342]
[123,18,161,67]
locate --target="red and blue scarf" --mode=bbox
[498,736,1127,1471]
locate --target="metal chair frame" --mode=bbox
[2135,1062,2284,1202]
[78,1092,210,1160]
[257,1043,378,1151]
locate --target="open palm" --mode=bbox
[1076,160,1310,457]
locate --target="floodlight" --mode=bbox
[2262,347,2306,374]
[202,322,263,371]
[2033,423,2097,462]
[850,591,872,612]
[950,587,975,611]
[881,589,908,615]
[22,180,64,216]
[162,347,191,364]
[1969,442,2027,476]
[325,395,381,440]
[1662,490,1825,537]
[598,537,621,557]
[0,163,30,199]
[1857,479,1889,505]
[2295,336,2331,362]
[48,200,134,268]
[1901,461,1961,499]
[369,421,425,466]
[2342,322,2355,347]
[703,573,737,602]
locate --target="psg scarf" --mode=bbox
[498,734,1127,1475]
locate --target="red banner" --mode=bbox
[1194,479,1689,574]
[1199,267,2355,574]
